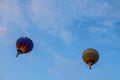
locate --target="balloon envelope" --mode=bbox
[16,37,34,57]
[82,48,99,69]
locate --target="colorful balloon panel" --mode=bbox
[16,37,33,54]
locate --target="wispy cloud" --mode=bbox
[48,61,81,80]
[83,0,110,17]
[59,29,73,45]
[88,26,112,34]
[27,0,75,45]
[87,25,119,47]
[0,0,20,24]
[48,51,81,80]
[0,27,7,37]
[0,0,30,36]
[48,53,67,76]
[35,38,80,80]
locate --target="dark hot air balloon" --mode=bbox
[16,37,34,57]
[82,48,99,69]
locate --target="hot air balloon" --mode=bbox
[16,37,34,57]
[82,48,99,69]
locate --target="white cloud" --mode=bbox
[0,27,7,37]
[36,41,76,79]
[44,26,74,45]
[102,20,117,29]
[88,26,109,34]
[0,0,32,46]
[27,0,75,45]
[59,29,73,45]
[26,0,120,46]
[88,26,119,47]
[27,0,118,39]
[83,0,110,17]
[0,0,30,35]
[88,26,118,39]
[48,50,81,80]
[48,53,67,76]
[52,53,67,67]
[0,0,20,24]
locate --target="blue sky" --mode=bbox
[0,0,120,80]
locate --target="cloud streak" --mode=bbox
[26,0,75,45]
[0,0,119,45]
[0,0,31,36]
[48,53,81,80]
[0,27,7,37]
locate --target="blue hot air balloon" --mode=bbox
[16,37,34,57]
